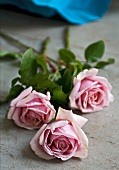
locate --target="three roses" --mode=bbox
[7,68,114,160]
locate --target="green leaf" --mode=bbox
[69,60,83,76]
[54,68,74,94]
[36,78,67,105]
[19,49,37,84]
[0,50,22,58]
[94,58,115,69]
[85,40,105,62]
[74,60,83,71]
[83,63,92,70]
[5,85,24,102]
[51,87,67,106]
[11,77,20,87]
[59,48,76,63]
[36,55,49,73]
[26,72,49,89]
[50,71,61,82]
[61,69,73,93]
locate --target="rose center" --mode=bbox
[58,140,66,150]
[25,110,42,125]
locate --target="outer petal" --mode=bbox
[16,91,51,107]
[12,108,33,130]
[32,90,51,101]
[90,76,114,105]
[76,68,98,82]
[56,107,88,128]
[30,124,55,160]
[10,86,32,106]
[91,76,112,91]
[73,124,88,158]
[7,107,16,119]
[69,81,81,109]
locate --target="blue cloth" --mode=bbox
[0,0,112,24]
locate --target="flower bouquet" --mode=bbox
[0,27,114,161]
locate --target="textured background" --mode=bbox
[0,0,119,169]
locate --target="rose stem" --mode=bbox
[0,31,57,71]
[40,37,57,72]
[40,37,50,55]
[65,26,70,50]
[0,31,35,52]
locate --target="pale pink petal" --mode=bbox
[39,121,68,143]
[105,92,114,106]
[10,86,32,106]
[73,124,88,158]
[69,81,81,109]
[12,107,28,128]
[30,124,55,159]
[16,93,39,107]
[43,100,56,112]
[50,123,78,139]
[32,90,51,101]
[56,107,88,128]
[91,76,112,91]
[16,91,51,107]
[76,68,98,81]
[7,107,16,119]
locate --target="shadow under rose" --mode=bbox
[0,116,24,132]
[21,144,63,164]
[21,144,82,164]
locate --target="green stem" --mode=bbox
[0,31,34,51]
[65,26,70,50]
[41,37,50,55]
[0,31,58,65]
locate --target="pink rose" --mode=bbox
[69,68,114,113]
[7,87,56,130]
[30,107,88,160]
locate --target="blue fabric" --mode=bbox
[0,0,112,24]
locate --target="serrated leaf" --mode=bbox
[85,40,105,62]
[36,55,49,73]
[59,48,76,63]
[94,58,115,68]
[0,50,22,58]
[11,77,20,87]
[19,49,37,84]
[5,85,24,102]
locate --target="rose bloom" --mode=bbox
[69,68,114,113]
[7,87,56,130]
[30,107,88,161]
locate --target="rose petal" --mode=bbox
[16,91,50,107]
[10,86,32,106]
[30,124,55,159]
[7,107,16,119]
[73,124,88,158]
[76,68,98,82]
[56,107,88,128]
